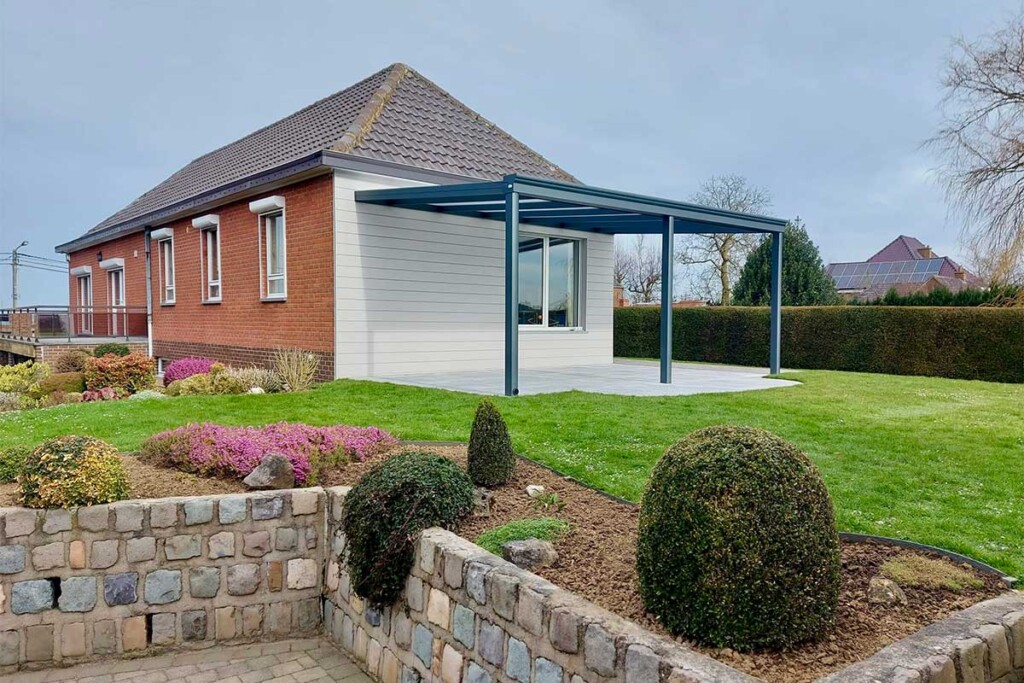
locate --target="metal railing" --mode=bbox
[0,306,148,342]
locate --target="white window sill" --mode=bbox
[160,301,175,307]
[202,299,222,305]
[518,326,587,334]
[261,296,287,303]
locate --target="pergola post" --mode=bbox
[660,216,674,383]
[769,230,783,374]
[504,190,520,396]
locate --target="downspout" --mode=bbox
[144,227,154,358]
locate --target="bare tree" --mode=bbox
[931,17,1024,284]
[614,235,662,303]
[676,175,771,304]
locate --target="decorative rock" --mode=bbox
[535,658,563,683]
[61,622,86,657]
[126,536,156,563]
[182,609,207,640]
[479,620,505,666]
[550,608,580,653]
[90,539,119,569]
[502,539,558,570]
[526,484,545,499]
[625,644,659,683]
[867,576,907,605]
[149,502,177,528]
[248,386,265,394]
[208,531,235,558]
[25,624,53,662]
[441,644,463,683]
[122,615,146,651]
[465,662,492,683]
[0,544,26,574]
[291,489,319,515]
[287,558,319,589]
[76,505,109,532]
[103,572,138,606]
[412,624,433,667]
[243,454,294,490]
[93,620,116,654]
[151,612,176,645]
[227,563,260,595]
[69,540,86,569]
[252,494,284,520]
[12,579,55,614]
[0,630,19,666]
[5,509,38,536]
[585,623,617,677]
[165,534,201,560]
[473,487,494,517]
[241,530,270,557]
[42,509,71,534]
[145,569,182,604]
[189,566,221,598]
[427,587,451,628]
[275,527,298,551]
[505,637,531,683]
[218,497,247,524]
[114,503,144,532]
[453,603,475,648]
[59,576,97,612]
[184,499,214,525]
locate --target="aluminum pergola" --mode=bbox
[356,174,788,396]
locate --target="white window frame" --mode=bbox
[518,234,585,331]
[250,196,287,301]
[107,267,125,336]
[199,226,222,303]
[77,273,93,334]
[158,236,175,304]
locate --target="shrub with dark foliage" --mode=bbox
[637,425,840,651]
[92,343,131,358]
[52,349,91,373]
[342,452,473,606]
[467,398,516,487]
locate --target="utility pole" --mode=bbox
[12,241,28,309]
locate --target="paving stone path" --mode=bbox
[6,637,370,683]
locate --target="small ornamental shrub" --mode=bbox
[30,371,86,398]
[0,360,50,394]
[164,357,216,383]
[467,398,516,487]
[84,352,155,396]
[637,425,841,652]
[169,363,246,396]
[225,366,282,393]
[52,349,91,373]
[343,452,473,605]
[0,446,29,483]
[274,348,320,392]
[140,421,397,485]
[92,342,130,358]
[18,436,129,509]
[83,387,117,402]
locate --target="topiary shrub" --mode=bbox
[636,425,840,651]
[342,452,473,605]
[92,343,131,358]
[467,398,516,487]
[52,349,91,373]
[18,436,130,509]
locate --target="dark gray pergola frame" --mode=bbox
[356,174,788,396]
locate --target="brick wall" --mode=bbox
[0,489,325,672]
[67,174,335,376]
[67,232,148,338]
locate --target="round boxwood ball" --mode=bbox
[636,425,840,651]
[342,451,473,606]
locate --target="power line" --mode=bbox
[19,253,66,265]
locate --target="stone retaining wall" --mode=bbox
[321,486,757,683]
[0,488,325,672]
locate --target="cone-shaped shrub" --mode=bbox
[343,452,473,606]
[637,425,840,651]
[467,398,516,487]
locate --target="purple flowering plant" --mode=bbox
[163,357,216,383]
[141,421,397,484]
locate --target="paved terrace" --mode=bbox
[371,359,799,396]
[7,638,369,683]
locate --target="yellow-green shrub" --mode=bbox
[0,360,50,393]
[168,363,245,396]
[19,436,129,509]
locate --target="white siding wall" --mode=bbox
[333,170,614,378]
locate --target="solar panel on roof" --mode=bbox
[830,258,945,290]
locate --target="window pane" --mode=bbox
[518,237,544,325]
[267,214,285,277]
[268,276,285,296]
[547,238,578,327]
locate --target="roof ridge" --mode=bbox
[370,65,580,183]
[332,63,410,154]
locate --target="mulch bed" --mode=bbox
[2,444,1004,682]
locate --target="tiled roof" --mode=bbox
[867,235,930,263]
[85,63,577,236]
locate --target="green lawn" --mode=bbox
[2,370,1022,576]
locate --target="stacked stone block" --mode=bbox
[0,488,325,672]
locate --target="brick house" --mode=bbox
[55,63,787,393]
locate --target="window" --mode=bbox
[200,227,221,301]
[108,268,125,308]
[77,274,92,334]
[158,237,175,304]
[260,212,286,299]
[518,235,582,328]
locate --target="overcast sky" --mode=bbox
[1,0,1020,305]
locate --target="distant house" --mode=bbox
[826,235,984,301]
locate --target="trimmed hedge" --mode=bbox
[614,306,1024,383]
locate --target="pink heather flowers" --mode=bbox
[142,422,397,484]
[163,357,216,383]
